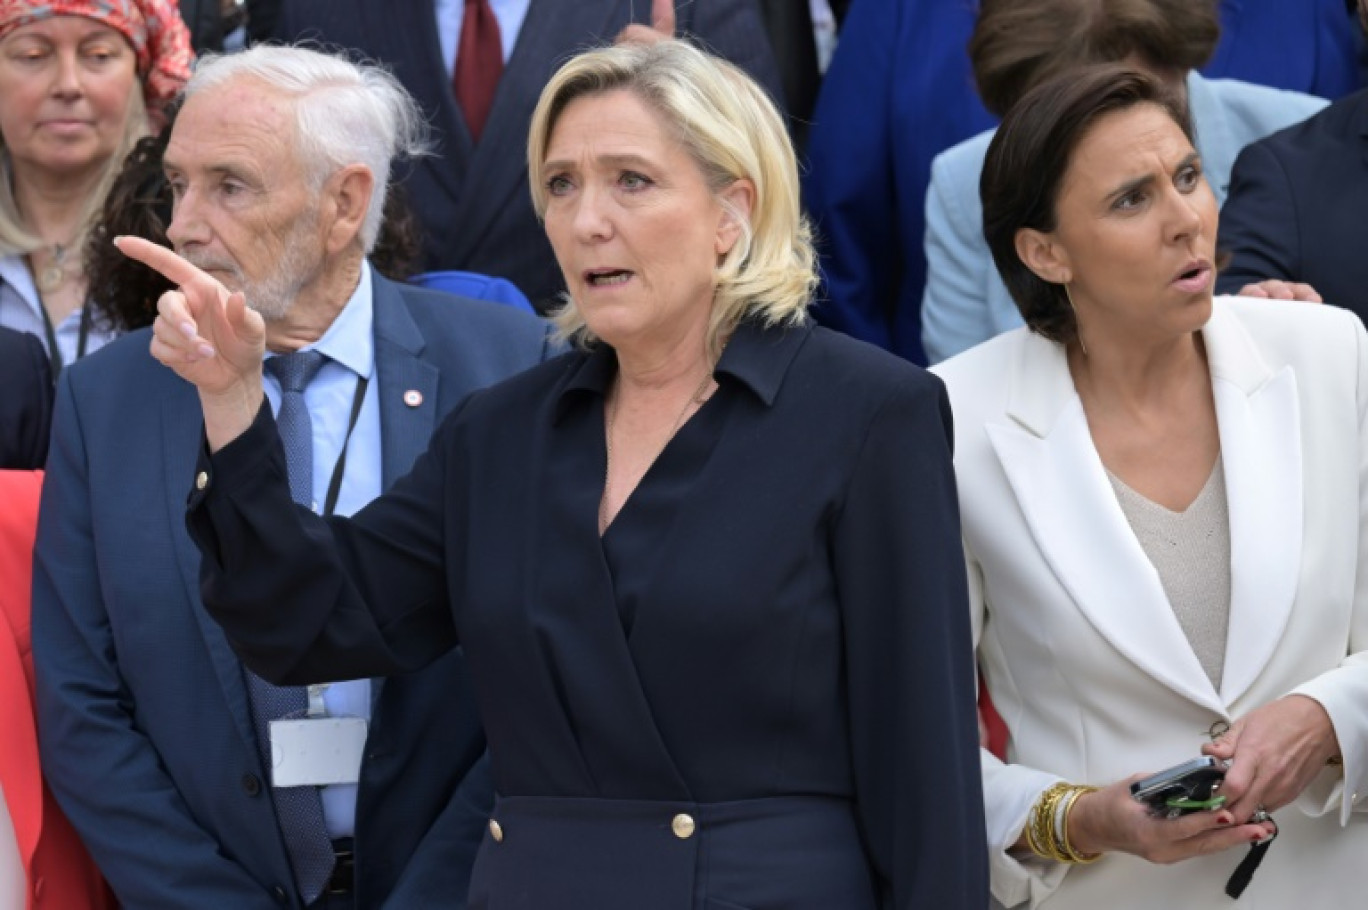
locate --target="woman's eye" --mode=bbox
[545,175,572,196]
[1176,167,1202,191]
[82,42,122,62]
[1113,191,1144,211]
[619,171,652,191]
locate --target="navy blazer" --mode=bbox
[0,326,52,470]
[1216,87,1368,322]
[184,319,987,909]
[273,0,782,311]
[32,277,549,909]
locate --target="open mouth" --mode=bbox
[1172,262,1211,291]
[585,269,633,287]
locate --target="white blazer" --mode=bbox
[933,297,1368,909]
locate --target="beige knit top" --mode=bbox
[1107,456,1231,690]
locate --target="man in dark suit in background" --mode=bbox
[179,0,282,51]
[756,0,820,149]
[273,0,782,312]
[1216,0,1368,320]
[33,45,548,909]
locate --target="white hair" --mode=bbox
[185,45,430,252]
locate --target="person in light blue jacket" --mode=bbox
[919,0,1328,365]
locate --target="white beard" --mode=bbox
[182,209,323,320]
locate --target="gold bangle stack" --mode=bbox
[1024,782,1102,865]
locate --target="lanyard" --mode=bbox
[1206,721,1276,899]
[295,374,368,722]
[320,374,370,518]
[39,301,91,379]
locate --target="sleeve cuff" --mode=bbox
[982,754,1072,907]
[1289,668,1368,824]
[187,398,280,509]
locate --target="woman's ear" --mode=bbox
[715,178,755,257]
[1015,227,1071,286]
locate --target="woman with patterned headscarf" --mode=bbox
[0,0,190,380]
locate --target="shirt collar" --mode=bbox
[552,317,812,423]
[0,253,41,317]
[278,261,375,379]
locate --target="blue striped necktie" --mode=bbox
[247,349,334,903]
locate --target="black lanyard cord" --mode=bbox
[321,374,370,518]
[1224,820,1276,899]
[37,298,92,380]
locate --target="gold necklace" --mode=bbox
[35,241,75,294]
[599,367,716,534]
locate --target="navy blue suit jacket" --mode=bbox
[1216,87,1368,322]
[33,277,549,909]
[183,319,987,909]
[273,0,782,312]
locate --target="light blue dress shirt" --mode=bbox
[0,254,117,367]
[434,0,532,75]
[261,263,381,838]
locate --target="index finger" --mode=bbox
[651,0,676,35]
[115,235,216,289]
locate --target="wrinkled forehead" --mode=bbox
[167,79,302,172]
[0,2,143,53]
[1060,103,1195,196]
[0,12,132,47]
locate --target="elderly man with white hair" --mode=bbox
[32,45,549,909]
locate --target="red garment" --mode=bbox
[0,0,192,121]
[0,471,115,910]
[453,0,502,142]
[979,674,1008,760]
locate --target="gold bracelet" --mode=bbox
[1058,785,1101,864]
[1025,783,1070,862]
[1025,782,1102,864]
[1026,783,1062,858]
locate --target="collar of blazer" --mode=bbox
[986,299,1302,712]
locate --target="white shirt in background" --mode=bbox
[0,780,25,910]
[434,0,532,74]
[810,0,837,72]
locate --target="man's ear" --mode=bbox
[1015,227,1071,286]
[715,178,755,257]
[322,164,375,255]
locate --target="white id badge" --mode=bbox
[268,716,368,787]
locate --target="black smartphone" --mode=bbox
[1129,756,1226,818]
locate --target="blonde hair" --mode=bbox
[527,39,816,356]
[0,87,147,258]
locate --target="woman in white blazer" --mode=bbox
[933,65,1368,908]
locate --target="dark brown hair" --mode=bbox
[981,64,1192,345]
[85,112,425,333]
[970,0,1219,118]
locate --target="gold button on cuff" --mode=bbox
[671,813,696,840]
[489,819,503,842]
[195,471,209,491]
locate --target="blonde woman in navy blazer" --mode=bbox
[933,66,1368,908]
[123,39,986,910]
